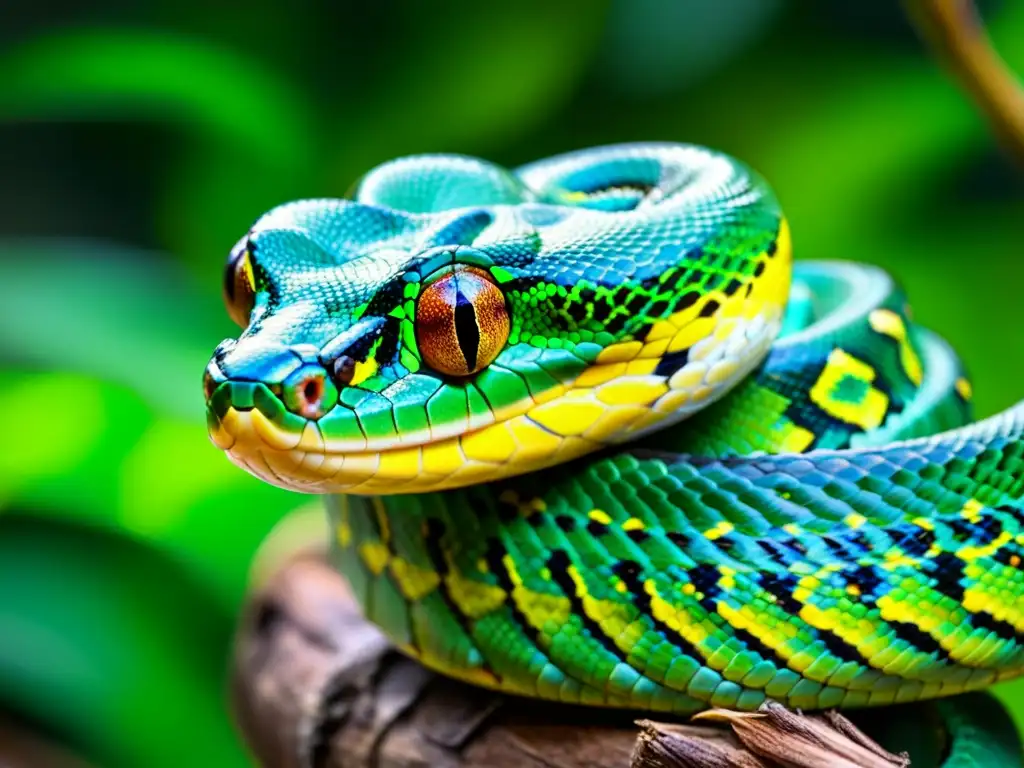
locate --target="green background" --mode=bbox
[0,2,1022,765]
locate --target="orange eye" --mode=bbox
[223,241,256,328]
[416,267,509,377]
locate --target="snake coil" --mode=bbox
[206,144,1024,766]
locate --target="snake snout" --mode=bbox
[205,337,340,455]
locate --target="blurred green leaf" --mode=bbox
[329,0,611,170]
[0,367,301,609]
[0,239,228,419]
[0,515,248,768]
[0,239,302,608]
[0,372,112,505]
[598,0,782,96]
[0,27,314,168]
[997,679,1024,735]
[0,29,319,278]
[0,370,152,520]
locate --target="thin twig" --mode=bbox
[905,0,1024,164]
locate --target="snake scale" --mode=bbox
[204,143,1024,765]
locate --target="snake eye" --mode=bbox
[416,267,509,377]
[223,239,256,328]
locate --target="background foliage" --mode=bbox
[1,2,1022,765]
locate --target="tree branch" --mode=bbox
[230,553,911,768]
[0,716,96,768]
[905,0,1024,164]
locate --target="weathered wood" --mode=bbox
[230,553,639,767]
[230,553,909,768]
[0,715,96,768]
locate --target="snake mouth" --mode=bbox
[208,404,591,495]
[205,364,586,495]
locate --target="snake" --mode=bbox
[204,143,1024,765]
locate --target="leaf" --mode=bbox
[327,0,612,174]
[0,240,303,608]
[0,28,320,276]
[0,238,228,419]
[0,367,301,609]
[597,0,783,97]
[0,27,314,169]
[0,515,250,768]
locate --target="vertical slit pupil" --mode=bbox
[453,288,481,372]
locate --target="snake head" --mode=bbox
[204,145,791,494]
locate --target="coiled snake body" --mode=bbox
[205,144,1024,765]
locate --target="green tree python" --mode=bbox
[204,143,1024,765]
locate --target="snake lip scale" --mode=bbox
[205,143,1024,763]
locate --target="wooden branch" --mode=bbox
[0,715,96,768]
[905,0,1024,164]
[229,552,909,768]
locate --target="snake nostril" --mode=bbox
[303,377,322,405]
[282,364,338,420]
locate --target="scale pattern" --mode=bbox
[335,398,1024,709]
[330,266,1024,714]
[204,143,1024,763]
